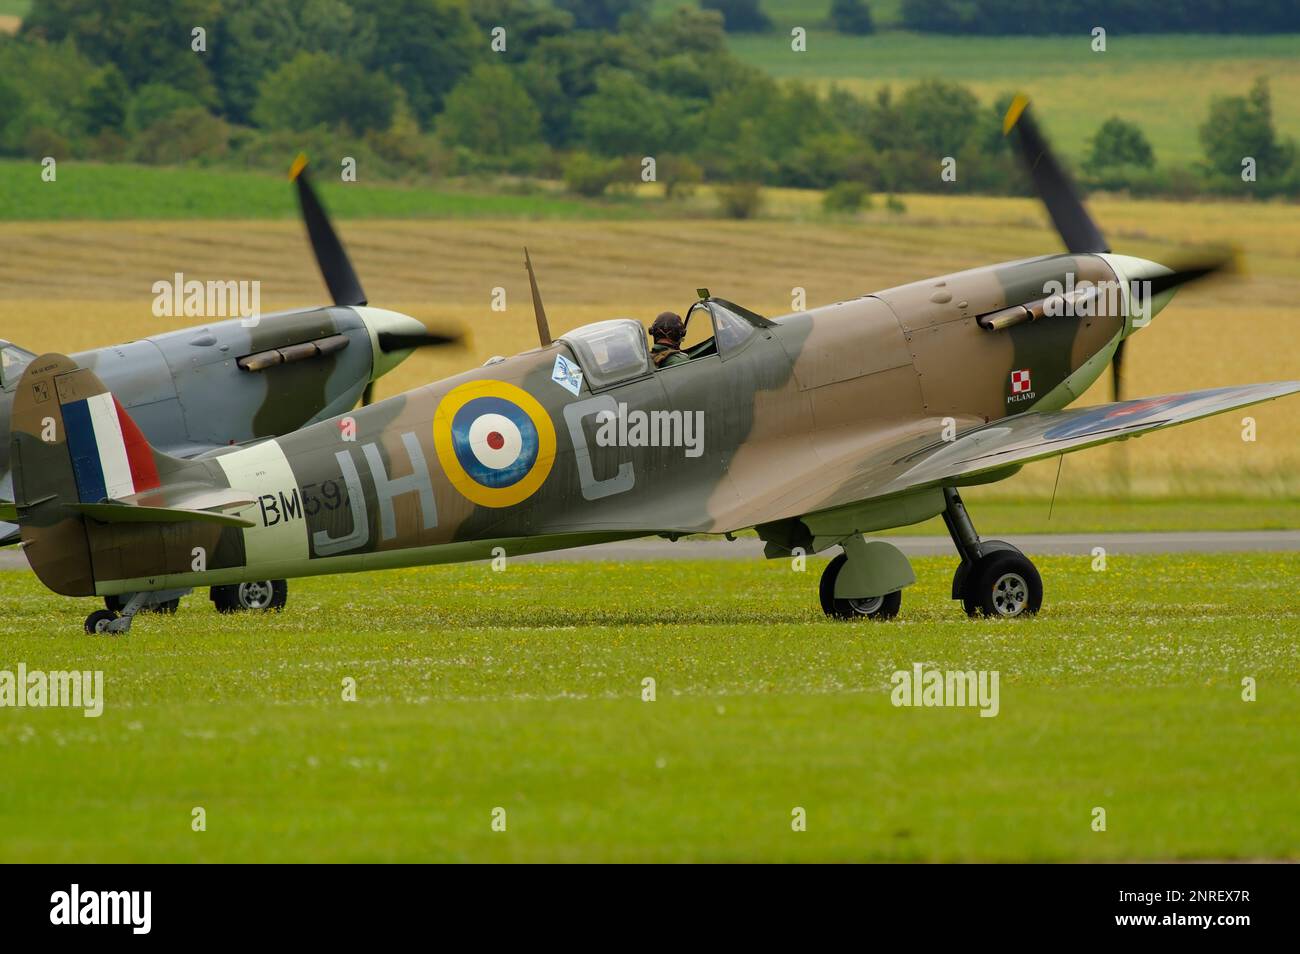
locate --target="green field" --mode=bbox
[1,552,1295,862]
[0,160,655,221]
[727,31,1300,165]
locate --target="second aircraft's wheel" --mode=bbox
[965,551,1043,619]
[211,580,288,614]
[84,609,118,635]
[818,553,903,621]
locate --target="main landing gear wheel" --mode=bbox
[942,487,1044,619]
[84,609,118,635]
[211,580,288,614]
[819,553,902,620]
[959,551,1043,619]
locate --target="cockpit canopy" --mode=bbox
[558,298,775,390]
[0,341,35,390]
[559,319,650,390]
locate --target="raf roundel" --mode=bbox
[433,380,557,507]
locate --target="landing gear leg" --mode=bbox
[943,487,1042,618]
[105,593,179,614]
[85,587,192,635]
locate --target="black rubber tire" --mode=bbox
[967,551,1043,618]
[819,553,903,621]
[84,608,118,635]
[211,580,288,614]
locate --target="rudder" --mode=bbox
[11,354,170,595]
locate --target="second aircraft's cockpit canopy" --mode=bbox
[0,341,36,391]
[559,298,774,390]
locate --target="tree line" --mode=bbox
[0,0,1295,206]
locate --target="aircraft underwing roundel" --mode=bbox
[432,380,557,507]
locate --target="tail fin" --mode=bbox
[10,354,251,596]
[11,354,105,593]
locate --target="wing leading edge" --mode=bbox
[777,381,1300,527]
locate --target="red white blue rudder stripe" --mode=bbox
[62,393,160,502]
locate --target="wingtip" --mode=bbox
[1002,94,1030,136]
[289,153,309,181]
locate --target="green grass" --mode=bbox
[0,0,28,19]
[726,31,1300,165]
[0,161,654,221]
[1,551,1296,862]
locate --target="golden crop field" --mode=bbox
[1,191,1297,499]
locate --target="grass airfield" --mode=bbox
[0,553,1296,862]
[1,176,1297,861]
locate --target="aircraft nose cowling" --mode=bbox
[1098,253,1177,338]
[353,306,430,381]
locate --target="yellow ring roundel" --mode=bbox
[433,380,557,508]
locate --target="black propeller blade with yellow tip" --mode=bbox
[1002,95,1109,256]
[288,155,464,406]
[290,153,367,308]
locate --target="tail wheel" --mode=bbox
[964,552,1042,618]
[211,580,288,614]
[819,553,902,621]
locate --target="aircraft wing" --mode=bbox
[776,381,1300,524]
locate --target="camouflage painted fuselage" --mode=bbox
[14,253,1126,598]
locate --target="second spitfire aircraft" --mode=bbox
[0,156,456,612]
[7,99,1298,634]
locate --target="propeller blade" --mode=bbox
[375,330,460,353]
[1110,249,1234,403]
[290,153,367,307]
[1146,255,1234,297]
[1003,95,1109,254]
[1111,338,1125,402]
[1122,248,1236,315]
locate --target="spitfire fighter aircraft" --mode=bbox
[7,100,1299,634]
[0,157,455,612]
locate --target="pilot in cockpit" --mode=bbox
[648,312,689,368]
